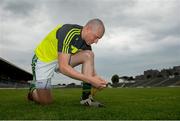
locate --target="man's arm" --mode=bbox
[58,53,89,82]
[58,53,107,88]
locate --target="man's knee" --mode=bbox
[35,89,53,105]
[83,50,94,60]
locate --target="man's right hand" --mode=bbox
[88,76,107,89]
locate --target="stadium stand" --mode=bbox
[0,57,32,88]
[141,78,165,87]
[122,76,180,88]
[157,76,180,87]
[114,66,180,88]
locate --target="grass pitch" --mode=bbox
[0,87,180,120]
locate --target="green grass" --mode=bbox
[0,87,180,120]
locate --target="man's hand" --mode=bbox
[88,76,107,89]
[90,76,107,96]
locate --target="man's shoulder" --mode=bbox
[57,24,83,54]
[61,24,83,31]
[57,24,82,37]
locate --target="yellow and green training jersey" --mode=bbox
[35,24,91,63]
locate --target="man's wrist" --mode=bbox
[83,76,92,84]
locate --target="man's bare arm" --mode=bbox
[58,53,107,88]
[58,53,90,82]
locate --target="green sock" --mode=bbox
[81,82,92,100]
[30,54,37,92]
[29,82,36,92]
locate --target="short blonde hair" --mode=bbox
[86,18,105,36]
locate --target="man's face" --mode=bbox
[85,29,102,45]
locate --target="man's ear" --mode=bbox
[86,25,92,32]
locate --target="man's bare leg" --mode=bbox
[29,50,96,105]
[31,89,53,105]
[70,50,94,99]
[28,55,53,105]
[69,50,104,107]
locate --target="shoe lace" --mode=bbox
[88,95,94,102]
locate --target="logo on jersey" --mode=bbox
[75,37,79,41]
[71,45,78,54]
